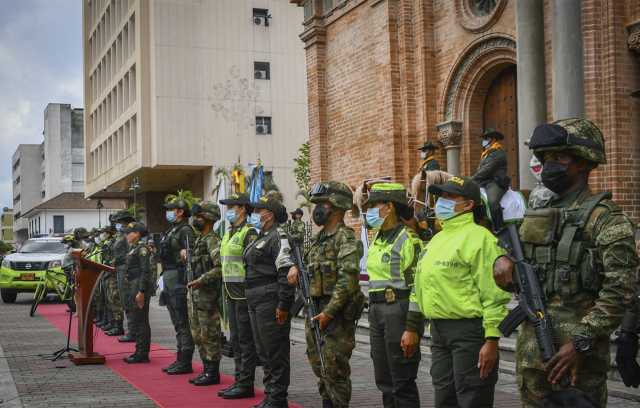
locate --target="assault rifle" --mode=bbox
[185,234,195,318]
[291,245,327,378]
[496,223,561,364]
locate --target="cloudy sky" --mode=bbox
[0,0,82,210]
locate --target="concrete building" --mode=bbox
[41,104,85,201]
[12,145,42,242]
[0,208,14,244]
[23,193,123,238]
[82,0,309,233]
[293,0,640,221]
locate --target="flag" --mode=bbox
[230,169,244,193]
[249,165,264,202]
[214,176,226,238]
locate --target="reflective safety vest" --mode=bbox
[221,224,253,285]
[366,227,416,293]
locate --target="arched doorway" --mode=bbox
[483,65,519,187]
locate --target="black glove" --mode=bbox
[615,330,640,388]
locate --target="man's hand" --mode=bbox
[135,292,144,309]
[478,339,499,379]
[287,266,298,286]
[276,309,289,324]
[187,280,199,291]
[125,278,129,290]
[401,331,419,358]
[616,330,640,388]
[544,341,586,386]
[180,249,187,261]
[311,312,332,331]
[493,256,516,292]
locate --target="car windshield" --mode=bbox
[18,240,66,254]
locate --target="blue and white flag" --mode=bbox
[249,165,264,202]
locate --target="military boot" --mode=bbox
[98,311,110,329]
[322,400,335,408]
[107,320,125,336]
[101,320,115,332]
[194,360,220,386]
[92,310,102,324]
[123,353,150,364]
[218,383,237,397]
[189,370,206,384]
[490,208,505,231]
[167,350,193,375]
[118,332,137,343]
[162,352,180,373]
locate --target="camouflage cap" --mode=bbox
[191,201,221,222]
[308,181,353,210]
[530,118,606,167]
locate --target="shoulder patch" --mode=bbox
[598,199,621,213]
[277,228,287,237]
[140,247,148,256]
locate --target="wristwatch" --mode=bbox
[572,335,592,353]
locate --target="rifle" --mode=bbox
[185,234,195,318]
[291,245,327,378]
[496,223,561,365]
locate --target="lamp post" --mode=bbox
[96,199,104,227]
[129,177,141,220]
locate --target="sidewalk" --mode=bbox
[0,293,637,407]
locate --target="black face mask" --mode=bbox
[541,161,575,193]
[192,219,204,230]
[312,205,334,227]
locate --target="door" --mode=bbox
[483,65,519,188]
[53,216,64,234]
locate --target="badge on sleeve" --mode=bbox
[140,247,148,256]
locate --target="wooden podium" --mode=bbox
[68,249,114,365]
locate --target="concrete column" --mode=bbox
[551,0,585,120]
[516,0,547,190]
[445,146,462,176]
[436,120,463,176]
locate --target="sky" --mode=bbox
[0,0,82,211]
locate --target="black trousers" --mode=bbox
[228,296,258,388]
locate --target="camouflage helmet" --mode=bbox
[74,227,88,237]
[191,201,221,222]
[308,181,353,211]
[530,118,606,168]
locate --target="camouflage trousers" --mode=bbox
[94,279,104,312]
[516,368,607,407]
[305,303,356,408]
[105,273,123,321]
[189,307,221,362]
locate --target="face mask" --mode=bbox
[541,161,575,193]
[82,241,91,248]
[482,140,491,149]
[250,212,270,230]
[435,198,468,220]
[93,237,100,244]
[192,219,204,230]
[226,209,239,223]
[100,233,105,240]
[312,205,334,227]
[166,211,177,223]
[116,223,122,231]
[421,152,427,159]
[365,205,388,229]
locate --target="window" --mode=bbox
[12,159,19,171]
[13,212,20,221]
[41,153,45,162]
[253,8,269,26]
[53,216,64,234]
[13,176,20,186]
[325,0,333,13]
[13,194,20,204]
[42,191,46,199]
[254,62,270,80]
[303,1,313,20]
[256,117,271,134]
[41,172,45,180]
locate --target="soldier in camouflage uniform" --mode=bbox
[288,182,364,408]
[185,201,224,386]
[99,225,125,336]
[528,156,554,209]
[493,118,639,407]
[289,208,306,247]
[147,239,158,296]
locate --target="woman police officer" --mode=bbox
[361,183,424,408]
[415,176,510,407]
[243,196,294,408]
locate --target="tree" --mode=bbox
[296,189,311,212]
[0,242,14,254]
[127,203,146,222]
[293,141,310,190]
[164,190,201,207]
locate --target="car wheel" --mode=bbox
[0,288,17,304]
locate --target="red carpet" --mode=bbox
[37,304,301,408]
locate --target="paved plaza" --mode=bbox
[0,293,638,408]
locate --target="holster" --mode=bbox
[170,283,189,311]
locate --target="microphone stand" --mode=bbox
[52,275,79,361]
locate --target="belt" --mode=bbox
[312,295,332,303]
[369,288,411,304]
[114,259,126,267]
[161,263,179,271]
[127,272,141,281]
[244,277,278,289]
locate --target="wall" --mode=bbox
[26,208,119,238]
[12,145,43,240]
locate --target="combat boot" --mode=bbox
[167,350,193,375]
[162,352,180,373]
[223,386,255,400]
[118,332,137,343]
[189,371,206,384]
[101,320,115,332]
[107,320,124,336]
[322,400,335,408]
[92,310,102,324]
[218,383,237,396]
[194,360,220,386]
[123,353,150,364]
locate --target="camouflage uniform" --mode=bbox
[304,182,364,408]
[102,231,124,322]
[289,219,306,247]
[528,183,554,209]
[515,118,639,407]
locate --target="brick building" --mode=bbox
[293,0,640,221]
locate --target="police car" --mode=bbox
[0,237,67,303]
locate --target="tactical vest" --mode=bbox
[522,190,613,305]
[221,225,252,284]
[366,227,413,293]
[159,223,190,267]
[191,235,214,280]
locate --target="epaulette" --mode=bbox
[277,227,287,237]
[598,199,621,213]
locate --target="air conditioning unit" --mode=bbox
[256,125,270,134]
[254,16,267,26]
[255,70,268,79]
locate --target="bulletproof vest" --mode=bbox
[221,224,252,283]
[191,235,214,280]
[366,228,412,293]
[159,223,189,265]
[522,190,612,305]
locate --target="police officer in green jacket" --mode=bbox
[470,128,508,229]
[493,118,639,407]
[417,141,441,172]
[159,198,196,375]
[121,222,154,364]
[217,193,259,400]
[362,183,424,408]
[113,210,137,343]
[243,196,294,408]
